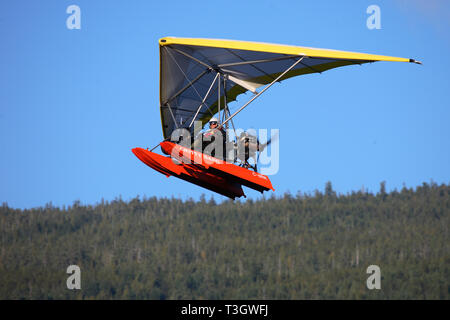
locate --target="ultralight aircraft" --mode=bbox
[132,37,420,199]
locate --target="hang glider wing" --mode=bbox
[159,37,420,139]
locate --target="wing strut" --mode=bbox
[163,69,210,105]
[222,55,306,127]
[188,72,220,128]
[217,54,302,68]
[166,102,179,129]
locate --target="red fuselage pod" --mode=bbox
[159,141,275,193]
[132,147,245,199]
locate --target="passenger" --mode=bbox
[237,131,260,170]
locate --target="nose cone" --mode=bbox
[131,147,145,161]
[132,147,156,166]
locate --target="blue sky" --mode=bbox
[1,0,449,208]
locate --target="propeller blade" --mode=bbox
[259,132,278,151]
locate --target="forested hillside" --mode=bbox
[0,182,448,299]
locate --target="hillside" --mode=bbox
[0,182,448,299]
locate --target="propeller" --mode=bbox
[258,131,279,152]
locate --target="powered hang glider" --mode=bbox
[132,37,421,199]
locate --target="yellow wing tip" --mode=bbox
[159,37,175,45]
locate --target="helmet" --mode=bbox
[209,117,219,123]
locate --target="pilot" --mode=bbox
[204,118,224,136]
[202,117,227,160]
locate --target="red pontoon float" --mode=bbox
[132,140,274,199]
